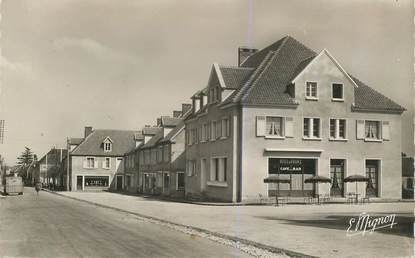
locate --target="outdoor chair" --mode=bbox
[346,193,355,204]
[322,193,331,204]
[304,194,315,204]
[258,193,265,204]
[361,195,370,204]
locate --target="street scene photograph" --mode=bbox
[0,0,414,257]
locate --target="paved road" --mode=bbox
[0,188,251,258]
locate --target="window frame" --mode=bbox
[265,116,285,138]
[329,118,348,141]
[176,172,185,190]
[303,117,322,140]
[305,81,318,100]
[86,156,95,169]
[103,157,111,169]
[331,82,344,101]
[364,120,382,141]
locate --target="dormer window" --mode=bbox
[103,137,113,152]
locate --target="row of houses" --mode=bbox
[36,36,408,202]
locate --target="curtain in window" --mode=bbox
[266,117,282,136]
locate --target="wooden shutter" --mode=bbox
[83,158,88,168]
[94,159,98,168]
[382,121,390,140]
[256,116,266,136]
[102,160,106,168]
[356,120,365,139]
[285,117,294,138]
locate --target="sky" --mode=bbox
[0,0,413,165]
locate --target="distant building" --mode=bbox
[38,149,67,188]
[64,127,140,191]
[185,36,405,202]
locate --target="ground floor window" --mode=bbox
[366,160,379,197]
[210,157,227,182]
[177,172,185,190]
[268,158,316,197]
[84,176,109,187]
[125,175,131,188]
[330,159,345,197]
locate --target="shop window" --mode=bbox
[84,176,109,187]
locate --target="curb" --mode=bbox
[44,190,317,258]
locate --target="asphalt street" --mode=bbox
[0,188,251,258]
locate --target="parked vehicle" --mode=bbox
[4,176,24,195]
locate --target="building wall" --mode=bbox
[185,105,238,202]
[71,156,124,191]
[240,53,403,201]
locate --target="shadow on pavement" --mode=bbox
[255,213,413,238]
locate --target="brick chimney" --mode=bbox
[173,110,182,118]
[156,118,162,127]
[182,103,192,115]
[238,47,258,66]
[84,126,93,138]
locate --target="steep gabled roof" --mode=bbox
[69,138,83,145]
[351,76,405,113]
[142,127,161,135]
[71,129,139,156]
[161,116,181,127]
[219,65,254,89]
[160,108,192,144]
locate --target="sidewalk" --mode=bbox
[54,191,413,258]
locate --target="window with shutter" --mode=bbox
[356,120,365,139]
[382,121,390,140]
[256,116,266,136]
[285,117,294,137]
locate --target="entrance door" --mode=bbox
[76,176,83,191]
[116,175,123,191]
[163,172,170,195]
[330,159,344,197]
[366,160,379,197]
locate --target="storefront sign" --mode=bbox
[279,159,302,172]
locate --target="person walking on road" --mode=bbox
[35,182,41,196]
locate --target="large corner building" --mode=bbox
[184,36,406,202]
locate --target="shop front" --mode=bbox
[75,175,110,191]
[268,158,317,197]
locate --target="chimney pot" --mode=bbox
[84,126,93,138]
[181,103,192,115]
[238,47,258,66]
[173,110,182,118]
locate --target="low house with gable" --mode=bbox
[66,126,140,191]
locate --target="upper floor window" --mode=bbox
[303,118,321,139]
[84,157,96,169]
[163,145,170,162]
[157,146,163,163]
[266,117,283,137]
[356,120,390,141]
[221,118,230,138]
[103,157,111,169]
[211,121,217,141]
[365,121,380,140]
[332,83,344,100]
[305,82,318,99]
[330,119,346,140]
[104,142,112,152]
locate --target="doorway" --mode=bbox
[366,160,379,197]
[116,175,123,191]
[76,176,83,191]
